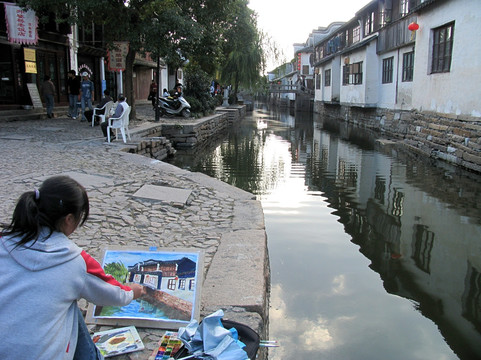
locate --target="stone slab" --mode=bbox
[0,134,33,140]
[133,184,192,204]
[39,172,116,189]
[202,229,268,314]
[38,127,64,131]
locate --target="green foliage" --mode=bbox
[104,262,129,283]
[218,0,264,100]
[185,96,203,114]
[214,94,224,106]
[184,63,217,115]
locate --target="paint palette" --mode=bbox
[150,331,183,360]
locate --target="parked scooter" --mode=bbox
[156,95,191,118]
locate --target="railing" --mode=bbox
[377,14,417,53]
[269,84,314,95]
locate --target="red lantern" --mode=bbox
[408,22,419,31]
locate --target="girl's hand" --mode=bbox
[129,283,146,299]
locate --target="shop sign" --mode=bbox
[108,42,129,72]
[24,48,36,62]
[25,61,37,74]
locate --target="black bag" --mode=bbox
[148,93,153,101]
[174,319,260,360]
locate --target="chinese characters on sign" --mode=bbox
[24,48,37,74]
[4,4,38,45]
[108,42,129,72]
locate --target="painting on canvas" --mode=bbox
[86,247,203,329]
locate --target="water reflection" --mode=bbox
[168,104,481,359]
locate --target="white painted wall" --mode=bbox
[378,46,414,110]
[340,49,366,105]
[364,41,379,105]
[412,0,481,118]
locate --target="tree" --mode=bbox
[219,0,264,101]
[20,0,234,117]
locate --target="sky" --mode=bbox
[247,0,370,70]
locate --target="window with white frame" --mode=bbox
[431,22,454,73]
[382,57,394,83]
[402,51,414,81]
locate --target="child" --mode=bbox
[0,175,144,360]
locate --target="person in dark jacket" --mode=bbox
[67,70,81,119]
[41,75,56,118]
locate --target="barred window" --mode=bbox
[402,51,414,81]
[431,22,454,73]
[382,57,394,83]
[343,62,363,85]
[401,0,409,16]
[325,69,331,87]
[353,26,360,43]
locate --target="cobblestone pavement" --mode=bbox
[0,104,267,359]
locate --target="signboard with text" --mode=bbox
[4,4,38,45]
[107,42,129,72]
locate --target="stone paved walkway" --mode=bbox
[0,104,268,359]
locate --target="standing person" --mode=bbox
[149,79,158,109]
[67,70,81,120]
[101,94,128,141]
[0,175,145,360]
[80,72,94,122]
[41,75,56,118]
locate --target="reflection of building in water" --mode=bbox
[128,257,196,294]
[309,120,481,358]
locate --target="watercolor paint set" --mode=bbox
[149,331,183,360]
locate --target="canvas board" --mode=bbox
[86,247,204,329]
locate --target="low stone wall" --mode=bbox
[161,106,246,149]
[215,105,246,124]
[315,101,481,173]
[162,113,229,149]
[124,126,177,161]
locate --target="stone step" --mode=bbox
[0,106,69,122]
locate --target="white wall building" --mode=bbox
[412,0,481,117]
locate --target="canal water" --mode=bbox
[168,103,481,360]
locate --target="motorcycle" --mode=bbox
[156,95,191,118]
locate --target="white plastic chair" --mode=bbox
[91,101,114,127]
[107,105,131,143]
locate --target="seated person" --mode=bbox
[171,84,183,108]
[172,84,182,99]
[101,94,128,141]
[84,89,113,125]
[163,88,170,97]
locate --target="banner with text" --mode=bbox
[4,4,38,45]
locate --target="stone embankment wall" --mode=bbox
[315,102,481,173]
[162,113,229,149]
[124,126,177,161]
[125,105,246,158]
[162,105,246,149]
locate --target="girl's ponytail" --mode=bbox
[1,176,89,246]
